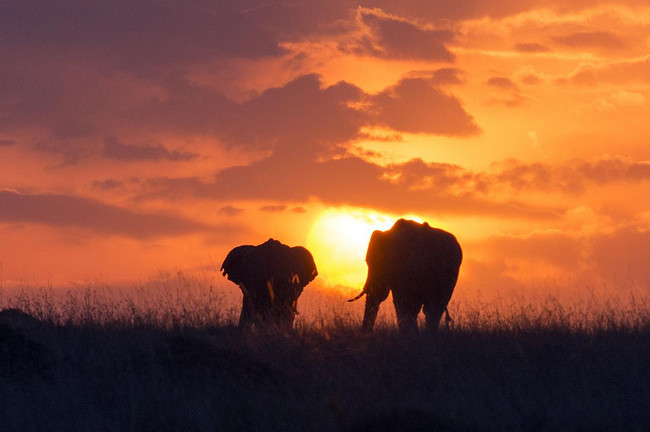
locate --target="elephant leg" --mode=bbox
[238,295,254,329]
[423,277,456,332]
[392,295,421,335]
[276,306,295,331]
[422,300,446,332]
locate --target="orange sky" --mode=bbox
[1,1,649,299]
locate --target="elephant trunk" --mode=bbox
[362,295,380,332]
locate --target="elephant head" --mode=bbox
[350,219,462,334]
[220,245,254,285]
[221,239,318,330]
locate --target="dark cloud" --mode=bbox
[259,205,288,213]
[103,136,199,162]
[552,31,625,51]
[371,78,480,135]
[134,78,235,136]
[489,157,650,194]
[136,155,650,222]
[487,77,519,91]
[0,1,285,72]
[139,155,559,220]
[92,179,124,191]
[218,205,244,216]
[1,1,483,165]
[514,42,551,53]
[432,68,466,85]
[0,189,216,239]
[134,74,369,156]
[217,74,367,155]
[384,158,479,191]
[0,139,15,146]
[140,73,478,157]
[357,9,455,61]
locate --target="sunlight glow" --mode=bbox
[306,208,420,290]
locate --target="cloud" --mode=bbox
[552,31,625,52]
[92,179,124,191]
[184,155,650,218]
[489,157,650,194]
[103,136,199,162]
[0,189,216,239]
[0,139,15,146]
[487,77,519,91]
[139,155,559,220]
[259,205,288,213]
[218,205,244,216]
[142,73,478,156]
[0,2,286,72]
[371,77,480,135]
[432,68,466,85]
[520,74,543,85]
[566,56,650,85]
[216,74,367,155]
[485,77,526,107]
[514,42,551,53]
[355,8,455,61]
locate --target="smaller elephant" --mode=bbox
[221,239,318,330]
[349,219,462,334]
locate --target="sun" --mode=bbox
[306,208,402,290]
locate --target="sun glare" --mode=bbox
[307,209,411,290]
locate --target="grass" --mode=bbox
[1,273,649,431]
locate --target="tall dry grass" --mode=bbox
[2,273,649,431]
[2,271,648,332]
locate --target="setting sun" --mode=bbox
[307,209,421,288]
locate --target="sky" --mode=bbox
[1,0,650,298]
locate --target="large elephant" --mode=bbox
[350,219,462,334]
[221,239,318,330]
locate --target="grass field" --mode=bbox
[1,274,649,431]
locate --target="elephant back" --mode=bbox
[382,219,462,280]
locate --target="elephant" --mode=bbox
[349,219,462,334]
[221,238,318,330]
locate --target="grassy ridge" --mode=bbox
[1,278,649,431]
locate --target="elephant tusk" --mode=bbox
[347,290,366,302]
[266,280,275,301]
[290,273,300,284]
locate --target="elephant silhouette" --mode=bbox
[350,219,462,334]
[221,239,318,330]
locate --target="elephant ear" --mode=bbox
[291,246,318,285]
[220,245,254,285]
